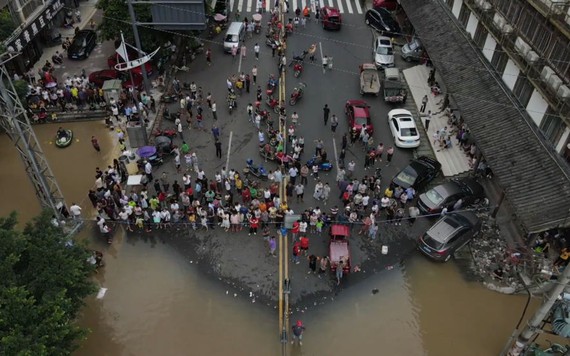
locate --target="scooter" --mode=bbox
[307,156,333,171]
[244,159,269,180]
[293,62,303,78]
[160,93,178,103]
[266,76,278,96]
[266,96,280,113]
[289,83,306,105]
[153,128,177,139]
[228,92,237,114]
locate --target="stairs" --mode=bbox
[402,65,471,177]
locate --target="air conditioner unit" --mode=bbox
[557,84,570,99]
[548,74,563,92]
[526,51,539,63]
[541,66,555,82]
[515,37,531,56]
[502,24,513,34]
[551,0,565,15]
[480,0,492,11]
[493,13,506,30]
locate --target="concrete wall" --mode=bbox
[482,33,497,62]
[557,127,570,153]
[452,0,462,18]
[526,90,549,126]
[502,59,520,91]
[466,12,479,38]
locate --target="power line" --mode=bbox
[70,4,570,121]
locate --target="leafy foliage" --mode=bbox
[0,211,97,355]
[97,0,171,52]
[0,8,17,41]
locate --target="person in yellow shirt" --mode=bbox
[384,186,393,198]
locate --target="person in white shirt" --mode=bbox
[69,203,82,219]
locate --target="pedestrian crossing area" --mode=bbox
[211,0,363,15]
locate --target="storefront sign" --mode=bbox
[8,0,64,51]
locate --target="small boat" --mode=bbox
[55,129,73,148]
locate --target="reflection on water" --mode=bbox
[0,123,544,356]
[405,255,540,356]
[0,121,116,221]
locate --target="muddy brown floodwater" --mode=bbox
[0,122,542,356]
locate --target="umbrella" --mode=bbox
[137,145,157,158]
[155,136,172,154]
[214,13,227,22]
[252,14,262,21]
[45,81,57,88]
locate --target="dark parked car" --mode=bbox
[392,156,441,190]
[364,8,401,36]
[67,30,97,60]
[417,212,481,262]
[417,178,485,215]
[88,69,143,90]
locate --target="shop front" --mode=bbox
[5,0,65,75]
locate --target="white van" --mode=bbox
[223,22,245,53]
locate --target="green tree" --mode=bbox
[0,8,16,40]
[97,0,170,52]
[0,7,16,53]
[0,211,97,355]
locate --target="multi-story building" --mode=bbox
[1,0,67,74]
[442,0,570,162]
[401,0,570,234]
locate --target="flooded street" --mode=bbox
[0,123,540,355]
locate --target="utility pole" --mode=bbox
[0,52,67,220]
[502,265,570,356]
[127,0,151,92]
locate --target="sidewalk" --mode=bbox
[403,65,471,177]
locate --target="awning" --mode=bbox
[400,0,570,233]
[7,0,65,52]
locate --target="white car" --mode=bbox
[373,36,394,69]
[388,109,420,148]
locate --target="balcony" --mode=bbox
[526,0,570,39]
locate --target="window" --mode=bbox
[512,75,534,107]
[491,46,509,75]
[540,112,565,147]
[458,4,470,28]
[473,23,487,49]
[21,0,44,19]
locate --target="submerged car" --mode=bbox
[417,212,481,262]
[417,178,485,215]
[67,30,97,60]
[374,36,394,69]
[365,8,400,36]
[392,156,441,190]
[345,99,373,135]
[388,109,420,148]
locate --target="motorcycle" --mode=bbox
[257,109,272,124]
[228,91,237,114]
[244,159,269,180]
[266,76,278,96]
[289,82,307,105]
[266,96,280,113]
[153,128,177,139]
[293,62,303,78]
[160,93,178,103]
[307,156,333,171]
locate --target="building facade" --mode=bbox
[440,0,570,163]
[1,0,69,74]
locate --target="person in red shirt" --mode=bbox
[291,220,300,241]
[300,236,309,256]
[242,187,251,204]
[249,216,259,235]
[293,241,301,264]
